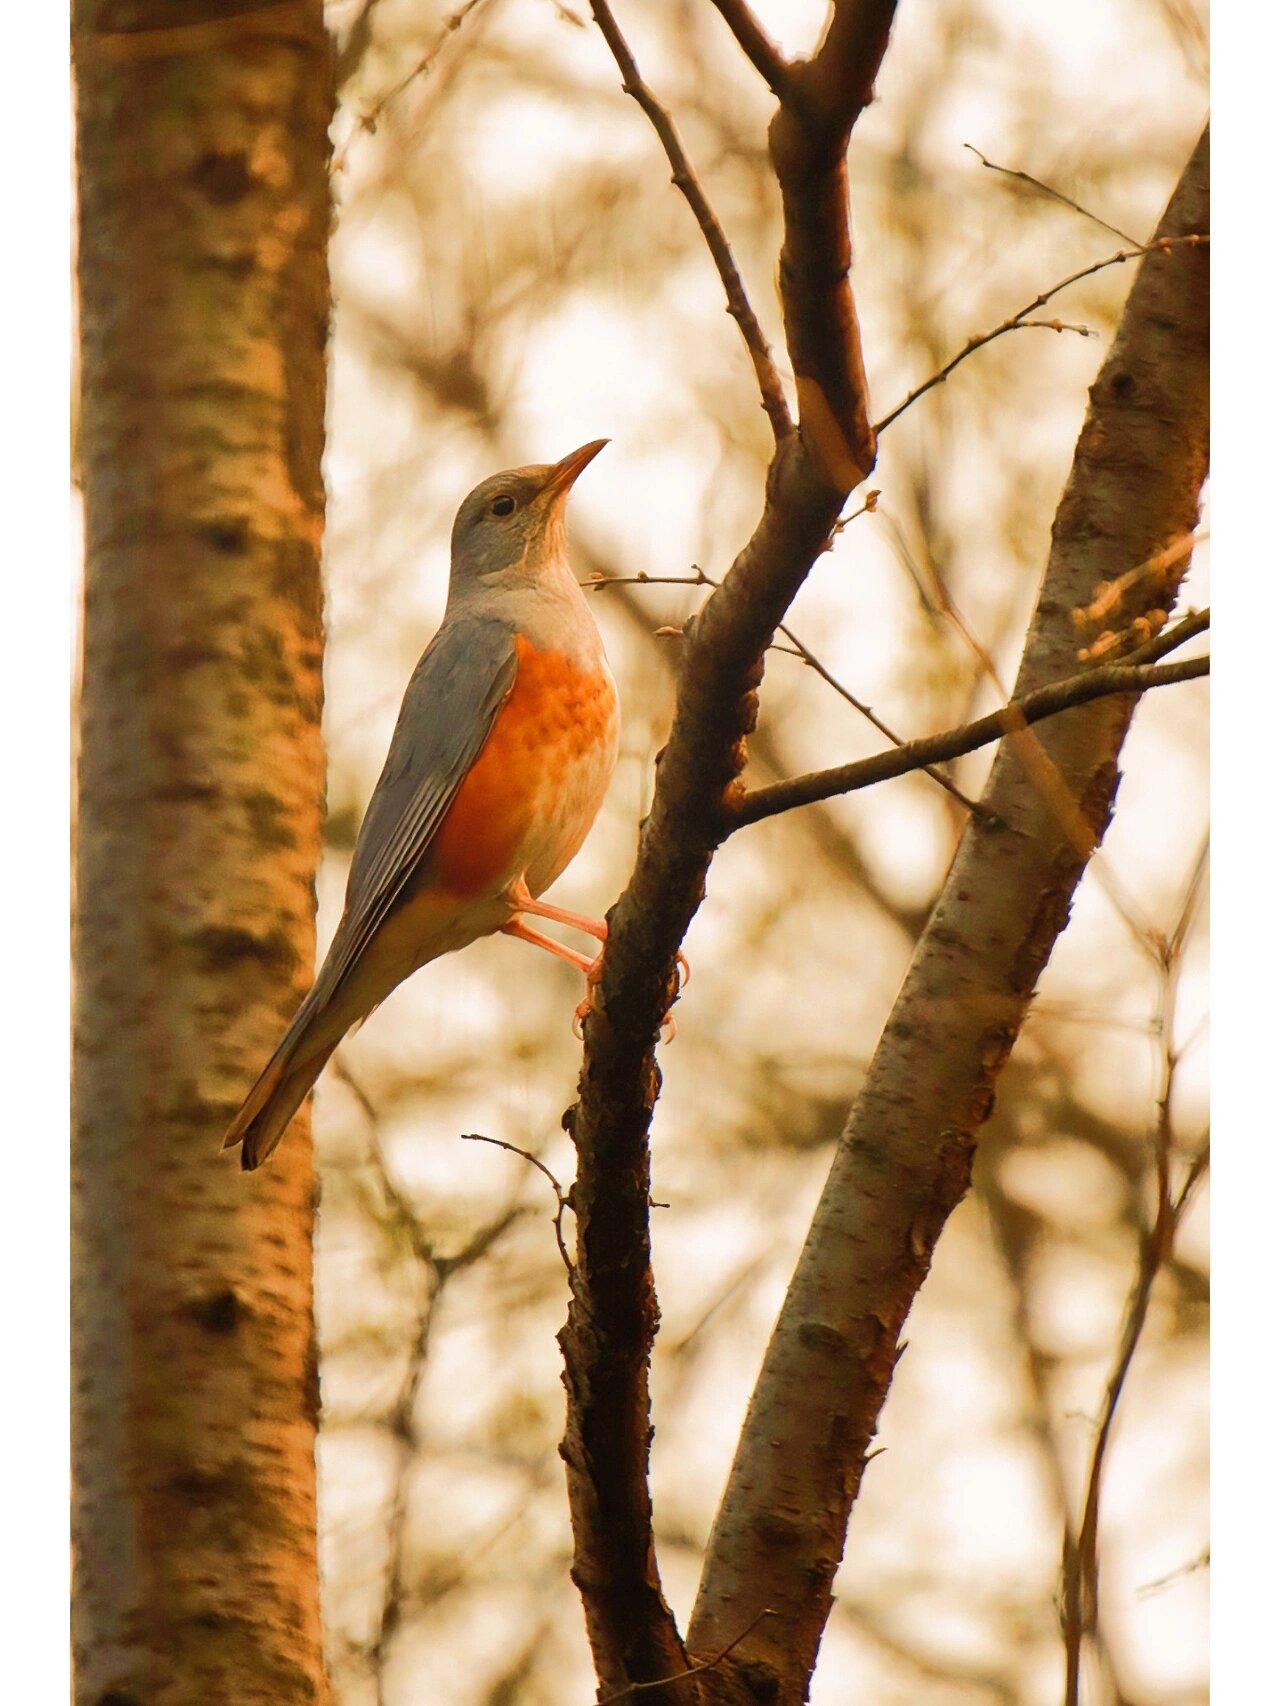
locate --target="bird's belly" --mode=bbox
[428,635,619,902]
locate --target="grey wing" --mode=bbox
[315,614,518,1000]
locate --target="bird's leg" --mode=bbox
[503,915,605,1037]
[517,893,608,943]
[510,882,690,988]
[501,916,599,976]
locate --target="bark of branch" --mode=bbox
[770,2,898,484]
[562,5,900,1698]
[707,1,792,96]
[732,655,1207,828]
[685,125,1209,1696]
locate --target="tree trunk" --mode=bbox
[687,127,1209,1698]
[72,4,332,1701]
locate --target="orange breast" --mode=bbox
[428,634,618,899]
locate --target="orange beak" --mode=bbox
[540,438,609,500]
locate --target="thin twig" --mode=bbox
[1138,1546,1210,1598]
[335,0,490,169]
[586,524,986,818]
[1062,839,1210,1705]
[771,610,985,818]
[462,1132,574,1272]
[596,1607,776,1704]
[732,655,1207,828]
[964,143,1142,246]
[873,235,1208,435]
[589,0,793,439]
[707,0,793,95]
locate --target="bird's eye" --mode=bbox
[490,495,516,517]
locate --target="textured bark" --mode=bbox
[686,127,1209,1698]
[72,4,332,1702]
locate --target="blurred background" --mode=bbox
[179,1,1209,1700]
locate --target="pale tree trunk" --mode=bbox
[72,5,332,1702]
[687,128,1209,1695]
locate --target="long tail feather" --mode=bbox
[223,986,343,1170]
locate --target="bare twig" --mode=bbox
[596,1608,776,1704]
[588,0,792,440]
[462,1132,574,1273]
[336,0,490,168]
[1063,839,1210,1705]
[706,0,792,95]
[964,143,1142,246]
[771,609,985,819]
[873,235,1208,435]
[587,522,985,819]
[732,655,1207,828]
[1138,1546,1210,1597]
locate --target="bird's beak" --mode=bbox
[540,438,609,501]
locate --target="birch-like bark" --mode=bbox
[687,126,1209,1696]
[72,4,332,1701]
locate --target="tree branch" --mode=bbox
[731,655,1207,828]
[686,123,1208,1691]
[963,143,1141,246]
[706,0,792,96]
[768,1,899,482]
[590,0,792,440]
[562,3,898,1697]
[873,234,1207,436]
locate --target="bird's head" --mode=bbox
[448,440,608,589]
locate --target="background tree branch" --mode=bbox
[685,124,1209,1695]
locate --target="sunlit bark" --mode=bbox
[72,4,332,1700]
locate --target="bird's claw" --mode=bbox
[572,950,687,1041]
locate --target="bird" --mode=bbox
[223,440,620,1170]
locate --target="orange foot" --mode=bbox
[572,952,686,1044]
[503,883,689,1041]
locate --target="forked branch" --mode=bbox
[565,3,900,1698]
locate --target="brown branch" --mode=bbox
[767,1,899,483]
[964,142,1142,246]
[687,123,1208,1688]
[732,655,1207,827]
[597,1608,775,1704]
[706,0,792,95]
[561,4,898,1698]
[589,0,792,440]
[873,234,1208,435]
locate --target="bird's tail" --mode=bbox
[222,990,340,1171]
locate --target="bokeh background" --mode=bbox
[247,2,1207,1700]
